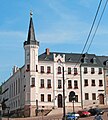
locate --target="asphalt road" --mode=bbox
[2,108,108,120]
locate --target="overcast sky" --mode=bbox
[0,0,108,83]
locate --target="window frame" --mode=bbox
[41,94,44,102]
[47,79,51,88]
[31,77,35,87]
[40,66,44,73]
[40,79,44,88]
[68,80,72,89]
[48,94,51,102]
[85,93,89,100]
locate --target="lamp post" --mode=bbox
[62,66,66,120]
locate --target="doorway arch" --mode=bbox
[58,94,62,108]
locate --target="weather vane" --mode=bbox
[30,10,33,17]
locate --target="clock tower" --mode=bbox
[23,12,39,116]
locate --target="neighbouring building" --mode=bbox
[1,14,106,117]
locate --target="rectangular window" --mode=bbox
[74,68,78,75]
[47,79,51,88]
[68,67,71,74]
[91,68,95,74]
[92,93,96,100]
[99,80,103,86]
[40,79,44,88]
[58,67,61,74]
[91,80,95,86]
[84,67,88,74]
[74,80,78,89]
[84,79,88,86]
[41,66,44,73]
[58,80,62,89]
[48,94,51,102]
[31,78,35,87]
[75,95,78,102]
[47,66,51,73]
[98,68,102,74]
[68,80,72,88]
[85,93,89,100]
[41,94,44,102]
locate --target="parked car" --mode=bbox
[77,110,91,117]
[88,108,104,116]
[66,112,79,120]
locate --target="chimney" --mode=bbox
[46,48,50,55]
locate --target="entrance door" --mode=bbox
[58,94,62,108]
[99,94,104,104]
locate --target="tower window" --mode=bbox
[26,64,30,72]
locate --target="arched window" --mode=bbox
[69,91,75,102]
[58,66,61,74]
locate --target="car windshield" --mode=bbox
[95,108,101,111]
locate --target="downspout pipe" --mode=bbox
[80,64,83,109]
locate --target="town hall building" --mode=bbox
[1,13,106,117]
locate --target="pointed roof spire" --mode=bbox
[24,11,39,46]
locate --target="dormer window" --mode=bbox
[68,58,72,61]
[84,56,88,63]
[106,61,108,66]
[93,57,97,64]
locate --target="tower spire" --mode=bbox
[24,11,39,46]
